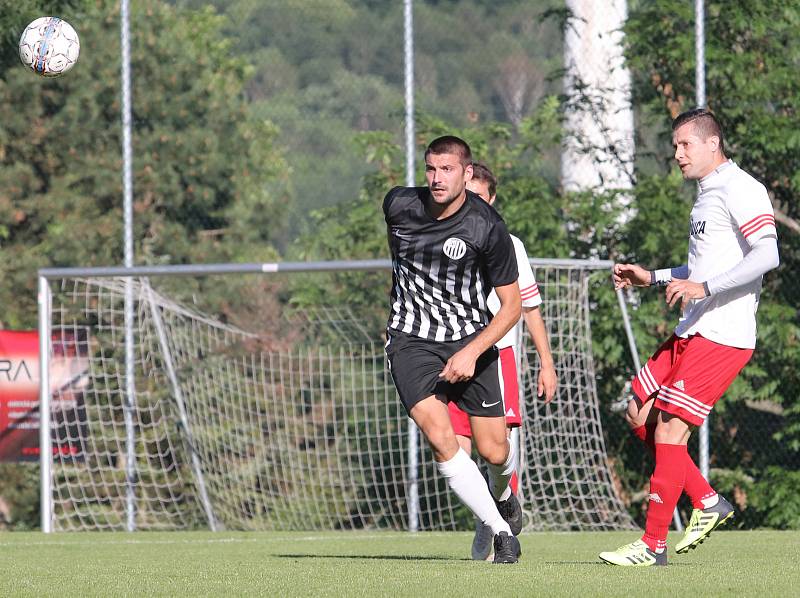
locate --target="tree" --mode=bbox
[0,0,289,329]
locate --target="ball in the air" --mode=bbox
[19,17,80,77]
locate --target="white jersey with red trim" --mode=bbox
[487,235,541,350]
[676,160,777,349]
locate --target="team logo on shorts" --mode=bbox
[442,237,467,260]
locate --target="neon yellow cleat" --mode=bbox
[599,539,667,567]
[675,495,735,554]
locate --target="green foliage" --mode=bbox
[0,463,39,530]
[0,0,287,329]
[748,467,800,529]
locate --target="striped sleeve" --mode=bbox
[511,236,542,308]
[728,179,777,245]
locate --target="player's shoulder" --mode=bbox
[466,191,505,224]
[726,163,769,201]
[383,186,426,216]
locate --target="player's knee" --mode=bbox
[625,397,644,428]
[424,424,458,458]
[476,439,508,467]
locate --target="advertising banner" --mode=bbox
[0,330,89,462]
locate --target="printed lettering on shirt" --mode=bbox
[690,219,706,236]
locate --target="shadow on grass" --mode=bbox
[277,554,469,562]
[545,560,696,567]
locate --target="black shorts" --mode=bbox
[385,330,504,418]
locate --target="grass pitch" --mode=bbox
[0,530,797,597]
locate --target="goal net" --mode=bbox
[40,261,635,532]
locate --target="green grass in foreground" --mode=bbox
[0,530,798,597]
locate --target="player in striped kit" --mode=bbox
[446,162,557,560]
[384,136,523,563]
[600,109,780,566]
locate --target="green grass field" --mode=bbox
[1,530,797,597]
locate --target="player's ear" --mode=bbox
[464,163,473,181]
[708,135,720,152]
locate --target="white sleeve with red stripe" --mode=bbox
[511,235,542,308]
[706,181,779,294]
[728,177,777,245]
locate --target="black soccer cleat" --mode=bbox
[495,492,523,536]
[492,531,521,564]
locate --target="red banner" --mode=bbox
[0,330,89,462]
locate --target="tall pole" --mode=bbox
[38,277,53,533]
[120,0,138,532]
[695,0,710,481]
[403,0,420,534]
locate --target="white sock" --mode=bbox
[701,493,719,509]
[436,448,511,535]
[485,438,517,502]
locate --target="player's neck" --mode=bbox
[699,155,729,179]
[427,191,467,220]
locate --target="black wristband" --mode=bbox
[703,281,710,297]
[650,270,655,286]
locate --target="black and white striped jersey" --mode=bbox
[383,186,517,342]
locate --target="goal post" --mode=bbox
[38,259,638,532]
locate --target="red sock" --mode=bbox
[642,443,687,552]
[683,453,717,509]
[510,470,519,495]
[633,424,715,510]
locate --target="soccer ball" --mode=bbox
[18,17,80,77]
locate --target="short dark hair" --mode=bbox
[425,135,472,167]
[470,161,497,198]
[672,108,725,154]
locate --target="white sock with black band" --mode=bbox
[436,448,511,535]
[486,438,517,502]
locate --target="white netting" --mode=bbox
[44,264,634,532]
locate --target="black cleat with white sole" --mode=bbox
[492,531,521,564]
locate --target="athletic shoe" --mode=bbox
[492,531,521,564]
[494,493,523,536]
[471,519,494,561]
[599,539,668,567]
[675,495,735,554]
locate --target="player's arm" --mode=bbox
[613,263,687,289]
[439,282,521,384]
[522,306,556,403]
[666,235,779,307]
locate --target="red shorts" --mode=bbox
[448,346,521,437]
[631,334,752,426]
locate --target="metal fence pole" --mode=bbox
[403,0,420,534]
[120,0,138,532]
[695,0,710,481]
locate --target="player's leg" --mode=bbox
[386,332,513,550]
[456,345,521,564]
[447,402,492,560]
[600,409,690,567]
[660,337,752,553]
[410,396,513,537]
[497,346,522,495]
[627,338,719,516]
[466,347,519,520]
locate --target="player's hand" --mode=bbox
[665,279,706,309]
[538,366,557,404]
[439,347,479,383]
[612,263,651,289]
